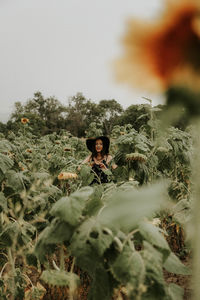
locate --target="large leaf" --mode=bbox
[0,140,13,153]
[172,199,190,214]
[35,219,73,262]
[139,221,170,260]
[88,266,112,300]
[83,185,103,217]
[163,252,191,275]
[69,218,113,274]
[111,245,145,286]
[167,283,184,300]
[141,241,167,298]
[70,217,113,256]
[6,170,28,192]
[32,171,51,182]
[79,165,94,186]
[142,241,164,280]
[50,187,93,226]
[17,221,36,247]
[0,192,7,213]
[99,181,168,232]
[0,153,14,174]
[41,270,80,287]
[0,222,19,247]
[172,199,191,225]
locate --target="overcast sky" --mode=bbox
[0,0,164,123]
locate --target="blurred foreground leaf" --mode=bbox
[164,252,191,275]
[167,283,184,300]
[98,181,168,232]
[50,186,93,226]
[111,245,145,286]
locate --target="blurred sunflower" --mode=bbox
[26,149,32,153]
[64,146,71,151]
[125,153,147,162]
[57,172,78,180]
[115,0,200,92]
[21,118,29,124]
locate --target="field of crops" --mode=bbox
[0,119,193,300]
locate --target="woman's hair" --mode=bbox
[91,138,108,158]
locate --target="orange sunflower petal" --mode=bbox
[115,0,200,92]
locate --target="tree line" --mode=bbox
[0,91,166,137]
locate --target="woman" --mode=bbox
[79,136,117,184]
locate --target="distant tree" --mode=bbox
[97,99,123,135]
[65,94,124,137]
[6,91,168,138]
[118,104,151,133]
[8,92,67,135]
[0,122,7,136]
[85,122,103,137]
[65,93,101,137]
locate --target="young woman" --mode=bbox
[79,136,117,184]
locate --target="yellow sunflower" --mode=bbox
[115,0,200,92]
[21,118,29,124]
[57,172,78,180]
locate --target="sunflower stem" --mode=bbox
[192,119,200,300]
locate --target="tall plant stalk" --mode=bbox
[192,119,200,300]
[8,248,15,300]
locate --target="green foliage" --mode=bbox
[35,219,74,262]
[0,113,192,300]
[0,192,7,213]
[79,165,94,186]
[5,92,166,138]
[111,245,145,286]
[167,283,184,300]
[88,266,113,300]
[34,180,189,299]
[50,187,93,226]
[41,270,80,287]
[113,129,153,184]
[98,99,123,135]
[8,91,68,135]
[164,251,191,275]
[118,104,152,133]
[0,153,14,175]
[85,122,103,137]
[0,222,19,247]
[141,241,165,294]
[99,182,168,232]
[5,170,27,192]
[139,221,170,259]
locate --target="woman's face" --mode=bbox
[95,139,103,153]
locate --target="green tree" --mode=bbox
[0,121,7,136]
[97,99,123,135]
[8,92,68,135]
[65,93,101,137]
[119,104,151,133]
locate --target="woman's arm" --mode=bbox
[77,155,91,171]
[82,155,92,164]
[106,155,118,170]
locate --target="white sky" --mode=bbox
[0,0,165,123]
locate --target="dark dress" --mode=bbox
[90,158,109,184]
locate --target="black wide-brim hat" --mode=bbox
[86,136,110,154]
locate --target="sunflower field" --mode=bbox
[1,0,200,298]
[0,114,194,300]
